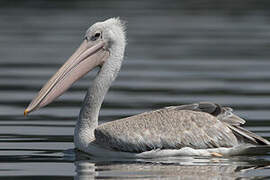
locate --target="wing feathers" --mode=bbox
[95,102,269,152]
[228,125,270,145]
[95,109,238,152]
[173,102,246,125]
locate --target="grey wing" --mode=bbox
[95,104,240,153]
[175,102,270,145]
[172,102,245,125]
[95,102,270,153]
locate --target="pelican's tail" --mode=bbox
[228,125,270,146]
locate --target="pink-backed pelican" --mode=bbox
[24,18,270,158]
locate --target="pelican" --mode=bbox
[24,18,270,158]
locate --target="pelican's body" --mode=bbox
[25,18,270,158]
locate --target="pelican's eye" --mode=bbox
[91,32,101,41]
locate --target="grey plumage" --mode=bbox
[95,102,270,153]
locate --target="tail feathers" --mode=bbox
[228,125,270,145]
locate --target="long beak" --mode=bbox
[24,40,109,115]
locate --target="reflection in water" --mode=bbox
[75,161,241,180]
[73,150,270,179]
[75,161,96,180]
[73,157,260,179]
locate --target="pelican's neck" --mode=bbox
[79,67,116,128]
[75,53,122,142]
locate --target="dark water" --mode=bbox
[1,0,270,179]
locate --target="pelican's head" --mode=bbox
[24,17,126,115]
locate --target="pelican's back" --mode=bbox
[94,102,270,153]
[95,104,242,152]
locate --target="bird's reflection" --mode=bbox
[74,160,96,180]
[73,150,270,180]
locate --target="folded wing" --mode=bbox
[94,102,269,153]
